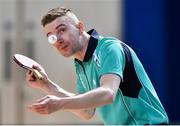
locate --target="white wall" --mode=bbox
[0,0,122,124]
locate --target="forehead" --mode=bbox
[43,16,72,35]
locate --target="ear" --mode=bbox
[77,21,84,35]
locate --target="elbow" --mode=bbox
[82,112,94,121]
[104,88,116,104]
[81,110,95,121]
[83,115,93,120]
[80,116,91,121]
[78,115,92,121]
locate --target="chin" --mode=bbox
[61,53,73,57]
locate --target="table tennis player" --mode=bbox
[26,7,169,125]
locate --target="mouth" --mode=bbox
[60,44,69,51]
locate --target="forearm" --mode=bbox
[29,74,120,120]
[41,79,95,119]
[42,79,75,97]
[60,87,114,110]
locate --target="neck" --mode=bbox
[74,32,90,61]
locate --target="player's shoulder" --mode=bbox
[97,36,123,51]
[99,36,120,44]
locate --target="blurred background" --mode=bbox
[0,0,179,125]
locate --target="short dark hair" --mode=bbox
[41,7,71,27]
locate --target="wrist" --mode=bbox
[58,97,67,110]
[42,79,62,95]
[41,78,52,93]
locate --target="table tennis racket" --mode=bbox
[13,54,44,80]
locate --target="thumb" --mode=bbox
[32,65,41,71]
[33,65,47,76]
[36,96,48,103]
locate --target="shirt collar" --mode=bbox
[75,29,99,62]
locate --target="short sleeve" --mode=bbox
[98,41,125,79]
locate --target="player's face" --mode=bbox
[43,17,83,57]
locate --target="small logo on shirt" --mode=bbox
[93,52,100,68]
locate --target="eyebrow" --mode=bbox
[46,24,66,37]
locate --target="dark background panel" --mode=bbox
[123,0,180,124]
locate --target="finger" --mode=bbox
[28,69,38,81]
[29,104,45,114]
[36,110,48,115]
[28,74,36,81]
[31,97,50,108]
[29,77,36,81]
[27,70,32,75]
[29,105,45,111]
[26,71,34,81]
[29,104,50,115]
[32,65,41,71]
[36,96,49,103]
[26,70,33,78]
[28,106,48,115]
[32,65,47,76]
[30,70,35,76]
[26,69,34,77]
[33,65,48,78]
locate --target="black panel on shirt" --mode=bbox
[119,42,142,98]
[83,29,99,62]
[74,29,99,62]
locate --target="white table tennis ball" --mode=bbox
[48,35,57,44]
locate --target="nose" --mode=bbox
[56,34,64,44]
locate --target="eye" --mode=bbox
[57,28,66,34]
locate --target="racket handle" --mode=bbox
[33,69,43,80]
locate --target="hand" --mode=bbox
[26,65,49,90]
[28,95,61,115]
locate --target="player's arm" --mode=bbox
[58,73,121,109]
[29,74,121,116]
[43,79,96,120]
[26,70,95,120]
